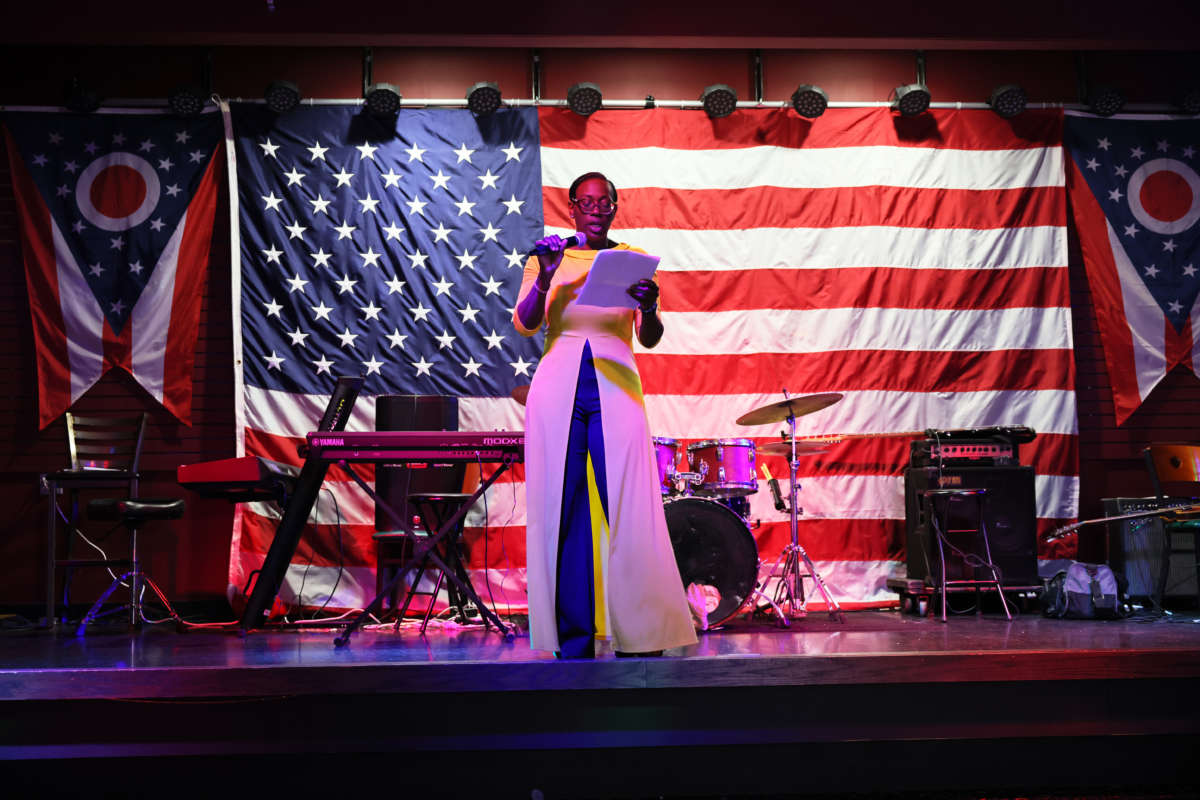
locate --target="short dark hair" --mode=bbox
[568,172,618,203]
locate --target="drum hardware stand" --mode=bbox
[763,389,844,623]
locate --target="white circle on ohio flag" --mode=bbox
[1127,157,1200,235]
[75,152,161,232]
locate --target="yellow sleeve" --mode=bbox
[511,255,543,337]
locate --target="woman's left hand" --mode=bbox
[627,279,659,312]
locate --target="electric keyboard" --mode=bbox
[305,430,525,463]
[177,455,299,502]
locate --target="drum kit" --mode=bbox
[646,391,846,627]
[511,384,845,628]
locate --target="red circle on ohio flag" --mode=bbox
[75,152,160,232]
[1139,170,1192,221]
[89,165,147,219]
[1127,158,1200,235]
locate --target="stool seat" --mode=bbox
[88,497,186,522]
[46,467,136,483]
[373,529,413,540]
[407,492,475,502]
[922,488,986,498]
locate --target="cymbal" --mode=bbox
[510,384,531,405]
[759,440,831,457]
[735,393,844,426]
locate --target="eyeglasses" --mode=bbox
[572,196,616,214]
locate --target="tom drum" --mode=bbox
[652,436,680,496]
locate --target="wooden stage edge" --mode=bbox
[2,611,1199,797]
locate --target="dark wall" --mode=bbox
[0,43,1197,605]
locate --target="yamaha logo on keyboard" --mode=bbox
[311,436,343,446]
[483,436,522,446]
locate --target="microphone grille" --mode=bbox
[572,231,587,245]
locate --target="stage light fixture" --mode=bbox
[1086,85,1125,117]
[567,82,603,116]
[701,84,738,119]
[988,84,1027,119]
[466,81,502,116]
[63,77,101,113]
[1176,88,1200,115]
[168,85,207,118]
[365,82,402,117]
[791,84,828,118]
[892,83,931,117]
[264,80,301,114]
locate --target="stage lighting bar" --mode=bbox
[701,84,738,119]
[1176,88,1200,115]
[467,81,502,116]
[63,77,101,113]
[567,82,603,116]
[791,85,828,118]
[168,85,207,118]
[892,83,931,117]
[988,84,1027,119]
[1087,84,1125,117]
[365,82,402,117]
[265,80,301,114]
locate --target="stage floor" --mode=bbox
[2,607,1200,700]
[3,609,1200,798]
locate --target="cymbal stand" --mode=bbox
[764,389,844,622]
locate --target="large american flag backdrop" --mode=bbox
[224,103,1079,613]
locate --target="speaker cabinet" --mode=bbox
[904,465,1039,585]
[375,395,462,531]
[1103,497,1198,601]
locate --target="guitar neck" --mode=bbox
[1043,504,1200,542]
[795,431,925,443]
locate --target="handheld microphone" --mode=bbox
[527,232,586,256]
[762,464,787,512]
[768,478,786,512]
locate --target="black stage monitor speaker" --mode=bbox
[375,395,462,531]
[1103,496,1198,601]
[904,465,1039,586]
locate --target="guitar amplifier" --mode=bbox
[1103,496,1198,600]
[904,465,1039,585]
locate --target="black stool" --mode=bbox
[921,488,1013,623]
[77,497,185,634]
[376,492,480,633]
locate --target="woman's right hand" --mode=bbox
[533,234,570,279]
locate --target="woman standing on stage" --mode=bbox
[513,172,697,659]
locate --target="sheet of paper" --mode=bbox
[574,249,661,309]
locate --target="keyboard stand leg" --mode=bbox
[335,459,516,647]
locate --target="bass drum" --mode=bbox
[664,497,759,628]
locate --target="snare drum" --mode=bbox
[687,439,758,497]
[652,436,680,496]
[664,497,759,628]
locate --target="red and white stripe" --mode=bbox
[538,107,1075,607]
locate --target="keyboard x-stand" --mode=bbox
[303,430,525,647]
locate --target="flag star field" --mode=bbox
[233,104,546,400]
